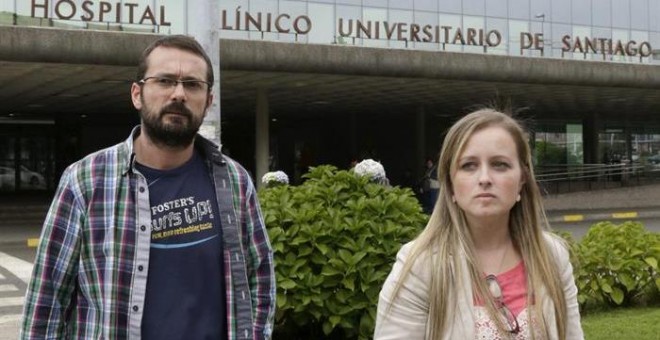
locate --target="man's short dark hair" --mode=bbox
[136,35,214,87]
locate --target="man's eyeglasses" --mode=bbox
[139,76,211,94]
[485,274,520,334]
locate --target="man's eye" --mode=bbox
[184,81,204,90]
[157,78,177,86]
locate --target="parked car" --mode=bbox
[0,166,46,189]
[647,155,660,166]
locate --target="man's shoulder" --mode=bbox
[65,141,129,176]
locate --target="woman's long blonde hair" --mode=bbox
[390,109,568,339]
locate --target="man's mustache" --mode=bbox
[160,102,193,118]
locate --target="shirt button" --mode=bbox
[139,187,145,193]
[140,225,146,232]
[138,265,144,271]
[133,305,139,312]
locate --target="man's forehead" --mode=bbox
[145,46,208,72]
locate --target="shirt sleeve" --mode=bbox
[20,167,84,339]
[374,242,430,340]
[244,178,276,340]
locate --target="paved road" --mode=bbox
[0,207,658,338]
[0,244,34,340]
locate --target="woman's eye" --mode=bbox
[460,162,477,170]
[493,161,511,170]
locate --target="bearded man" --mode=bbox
[21,35,275,340]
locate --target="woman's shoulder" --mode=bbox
[393,241,436,281]
[541,231,571,263]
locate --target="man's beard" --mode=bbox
[140,99,204,148]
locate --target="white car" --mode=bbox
[0,166,46,189]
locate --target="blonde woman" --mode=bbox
[374,109,583,339]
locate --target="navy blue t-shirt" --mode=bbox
[137,150,226,340]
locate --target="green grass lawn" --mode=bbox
[582,307,660,340]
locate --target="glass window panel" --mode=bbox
[551,23,572,58]
[530,0,551,23]
[630,0,649,30]
[0,1,13,12]
[631,30,650,62]
[509,20,530,56]
[571,26,592,60]
[572,0,592,25]
[592,0,612,28]
[277,1,307,42]
[439,13,462,51]
[389,0,414,10]
[439,0,463,14]
[650,0,660,31]
[463,15,485,54]
[650,32,660,64]
[157,0,185,34]
[388,9,413,49]
[308,3,334,45]
[486,0,507,18]
[362,7,388,47]
[463,0,485,16]
[612,29,630,62]
[612,0,631,29]
[551,0,571,24]
[590,27,612,61]
[336,5,361,45]
[364,0,389,7]
[414,0,438,12]
[509,0,531,20]
[412,10,439,50]
[486,17,508,55]
[337,0,363,5]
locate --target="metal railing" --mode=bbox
[536,162,660,195]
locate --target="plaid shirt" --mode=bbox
[20,128,275,340]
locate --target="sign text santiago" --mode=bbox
[29,1,653,59]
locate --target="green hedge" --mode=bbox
[566,221,660,309]
[259,166,427,339]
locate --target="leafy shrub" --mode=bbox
[574,221,660,308]
[259,165,427,339]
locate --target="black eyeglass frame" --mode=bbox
[138,76,212,93]
[485,274,521,334]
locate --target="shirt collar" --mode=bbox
[121,125,225,176]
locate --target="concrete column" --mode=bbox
[416,106,426,177]
[187,0,221,145]
[583,111,601,164]
[255,88,270,188]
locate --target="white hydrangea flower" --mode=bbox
[261,171,289,186]
[354,159,387,183]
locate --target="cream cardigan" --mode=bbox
[374,233,584,340]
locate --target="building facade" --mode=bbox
[1,0,659,193]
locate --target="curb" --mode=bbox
[548,209,660,224]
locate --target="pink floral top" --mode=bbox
[474,262,542,339]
